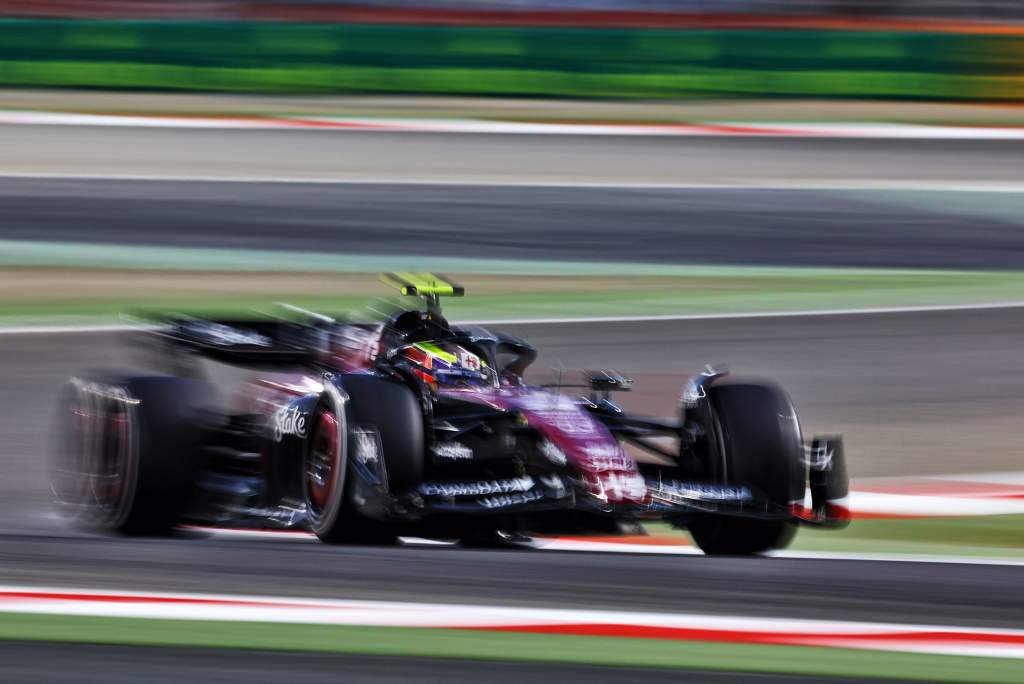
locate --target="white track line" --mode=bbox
[5,110,1024,141]
[0,584,998,632]
[2,585,1022,659]
[850,490,1024,517]
[4,300,1024,336]
[3,172,1024,192]
[0,323,154,336]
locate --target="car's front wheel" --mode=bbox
[686,380,805,556]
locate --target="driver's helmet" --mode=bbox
[401,342,496,389]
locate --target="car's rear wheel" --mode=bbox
[305,376,423,544]
[53,374,208,535]
[304,402,344,533]
[686,380,805,556]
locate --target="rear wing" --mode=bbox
[379,272,463,318]
[379,272,464,297]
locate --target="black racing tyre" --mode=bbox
[305,375,423,544]
[53,374,209,535]
[687,380,805,556]
[342,374,424,493]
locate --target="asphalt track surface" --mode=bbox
[0,642,888,684]
[3,126,1024,186]
[4,176,1024,269]
[3,310,1024,633]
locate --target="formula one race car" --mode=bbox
[53,274,848,555]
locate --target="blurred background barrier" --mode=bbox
[1,18,1023,99]
[6,1,1024,23]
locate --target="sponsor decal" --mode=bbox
[597,471,647,502]
[538,440,567,466]
[580,443,632,471]
[272,406,307,442]
[352,428,381,465]
[531,410,596,435]
[514,392,601,435]
[657,480,752,502]
[478,490,544,509]
[538,474,568,495]
[679,376,706,407]
[332,325,380,360]
[517,394,580,412]
[184,321,271,347]
[432,442,474,461]
[457,348,482,371]
[419,476,534,498]
[804,443,834,471]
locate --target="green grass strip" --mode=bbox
[0,613,1022,683]
[4,272,1024,329]
[6,239,1024,327]
[792,514,1024,559]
